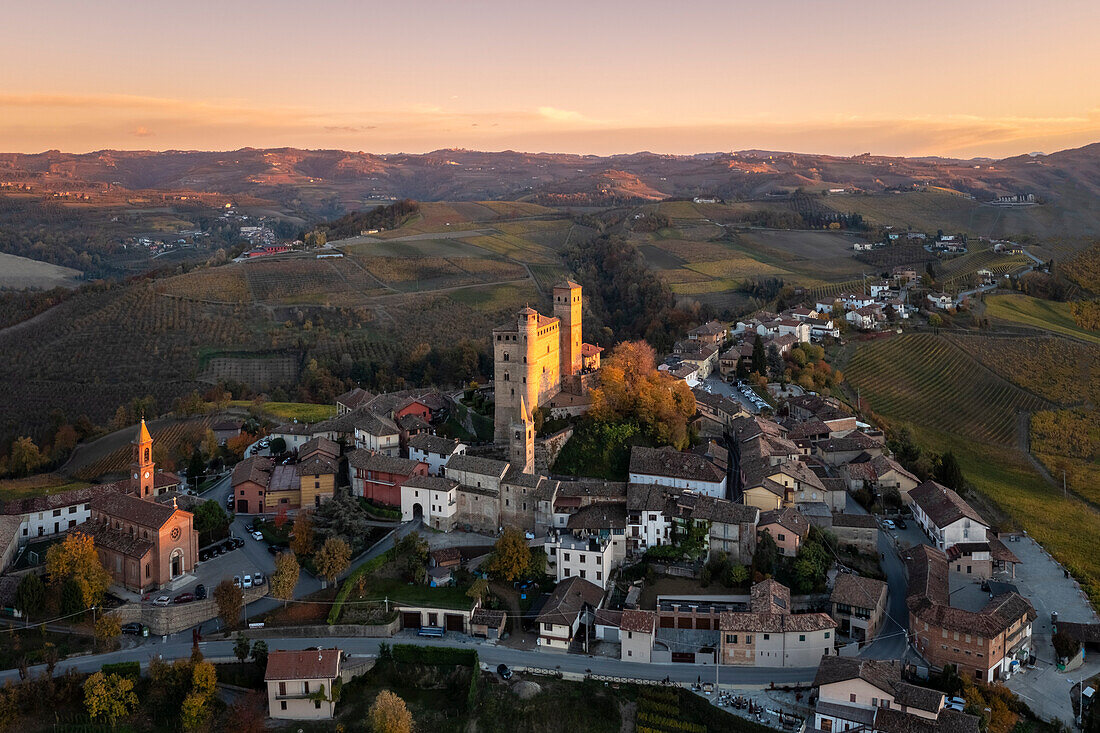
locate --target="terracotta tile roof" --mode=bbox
[988,537,1021,565]
[264,649,341,681]
[336,387,375,410]
[1,483,122,516]
[407,433,463,456]
[397,413,431,432]
[581,342,603,356]
[720,610,835,633]
[347,449,423,476]
[231,456,274,489]
[402,474,458,493]
[819,431,881,453]
[82,523,155,559]
[267,465,299,493]
[629,446,725,483]
[296,455,339,477]
[813,656,903,690]
[594,608,622,628]
[91,492,179,529]
[674,493,758,525]
[830,574,888,610]
[626,483,670,512]
[557,480,626,500]
[621,609,656,634]
[471,607,506,628]
[444,454,510,479]
[273,421,314,436]
[430,547,461,565]
[567,502,627,531]
[831,513,879,529]
[536,576,604,627]
[909,481,987,529]
[759,507,810,538]
[751,579,791,614]
[300,436,340,460]
[352,411,399,437]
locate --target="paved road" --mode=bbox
[0,632,818,687]
[859,528,910,660]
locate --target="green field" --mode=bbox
[229,400,336,423]
[0,474,90,501]
[845,333,1050,445]
[985,294,1100,344]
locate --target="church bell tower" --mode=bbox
[131,418,155,499]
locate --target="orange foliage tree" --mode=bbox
[589,341,696,449]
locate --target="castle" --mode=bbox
[493,281,600,472]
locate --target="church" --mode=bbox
[492,281,601,472]
[82,419,199,593]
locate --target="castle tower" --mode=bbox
[131,418,155,499]
[509,397,535,474]
[553,281,583,377]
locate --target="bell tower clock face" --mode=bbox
[144,472,150,479]
[133,472,138,480]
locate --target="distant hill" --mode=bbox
[2,143,1100,210]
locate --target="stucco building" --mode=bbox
[719,579,836,667]
[265,648,342,720]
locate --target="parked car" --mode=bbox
[199,550,210,562]
[497,664,513,680]
[173,593,195,604]
[253,572,265,586]
[152,596,171,607]
[231,537,245,549]
[882,519,896,530]
[221,541,235,553]
[266,545,279,555]
[251,530,264,541]
[243,575,253,589]
[195,584,207,600]
[121,622,145,635]
[895,518,908,529]
[233,575,242,588]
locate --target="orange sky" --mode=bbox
[3,0,1099,157]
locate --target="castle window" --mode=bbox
[504,353,509,361]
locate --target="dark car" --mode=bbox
[221,541,235,553]
[231,537,245,549]
[121,622,145,635]
[267,545,279,555]
[896,518,908,529]
[194,584,207,600]
[199,550,210,562]
[496,664,513,680]
[173,592,195,604]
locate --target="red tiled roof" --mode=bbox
[264,649,341,681]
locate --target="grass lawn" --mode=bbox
[0,627,96,669]
[353,574,473,611]
[0,474,90,502]
[985,294,1100,345]
[228,400,336,422]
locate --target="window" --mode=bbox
[825,631,830,639]
[544,623,553,631]
[596,571,602,580]
[280,701,287,711]
[279,682,286,696]
[746,635,753,643]
[580,570,586,579]
[850,694,857,703]
[315,700,322,710]
[52,509,61,517]
[763,634,770,640]
[727,634,738,644]
[68,506,76,514]
[799,634,806,642]
[778,533,786,541]
[579,555,585,564]
[563,553,570,562]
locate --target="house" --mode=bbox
[212,419,243,445]
[692,389,748,428]
[816,431,883,466]
[335,387,374,415]
[347,450,428,507]
[299,436,340,462]
[626,484,672,554]
[869,280,892,299]
[628,446,727,498]
[352,412,401,456]
[265,649,342,720]
[809,318,841,341]
[671,492,759,564]
[261,465,301,511]
[407,433,466,476]
[841,454,920,502]
[470,607,506,640]
[544,532,615,589]
[231,456,273,514]
[830,574,888,642]
[812,656,980,733]
[400,475,459,530]
[688,320,729,345]
[673,342,720,380]
[845,305,883,331]
[758,507,810,556]
[906,545,1035,682]
[619,609,657,663]
[908,481,989,551]
[295,454,338,510]
[0,517,20,573]
[270,422,314,451]
[830,513,880,554]
[927,292,954,310]
[2,484,130,542]
[535,576,605,651]
[719,579,836,667]
[892,265,918,283]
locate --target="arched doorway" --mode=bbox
[170,549,184,579]
[412,503,424,521]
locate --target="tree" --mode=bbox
[250,640,268,670]
[226,691,267,733]
[270,551,300,607]
[725,562,749,587]
[934,451,964,490]
[753,531,779,578]
[187,449,205,488]
[46,532,111,610]
[192,499,229,536]
[269,436,287,454]
[766,344,784,380]
[213,579,243,629]
[83,671,138,726]
[180,691,209,731]
[8,436,43,476]
[14,573,45,618]
[315,537,352,585]
[290,511,316,557]
[94,615,121,650]
[467,577,490,603]
[370,689,413,733]
[485,528,531,581]
[234,634,251,663]
[751,334,767,375]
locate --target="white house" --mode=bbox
[869,280,892,299]
[626,483,672,554]
[816,299,840,314]
[353,413,400,455]
[628,446,727,498]
[810,319,840,340]
[908,480,989,551]
[838,293,875,310]
[927,292,954,310]
[400,474,459,531]
[271,422,315,451]
[407,433,466,476]
[265,649,342,720]
[544,532,615,589]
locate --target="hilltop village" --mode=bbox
[0,279,1092,732]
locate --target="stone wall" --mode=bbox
[242,618,399,639]
[108,587,267,636]
[534,426,574,473]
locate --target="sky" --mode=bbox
[3,0,1099,158]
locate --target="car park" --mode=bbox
[195,584,207,600]
[896,518,908,529]
[221,540,235,553]
[121,622,145,635]
[152,596,171,606]
[231,537,245,549]
[173,592,195,604]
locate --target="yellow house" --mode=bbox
[297,454,338,510]
[742,478,787,511]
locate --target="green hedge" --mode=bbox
[100,661,140,678]
[326,549,392,625]
[358,498,401,520]
[391,644,477,667]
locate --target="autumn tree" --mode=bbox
[46,532,111,610]
[270,551,300,606]
[370,689,413,733]
[467,577,489,603]
[94,615,121,650]
[290,511,316,557]
[8,436,42,476]
[485,528,531,581]
[315,537,352,585]
[83,671,138,726]
[213,579,243,629]
[226,691,267,733]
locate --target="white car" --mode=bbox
[152,595,171,607]
[253,571,265,586]
[251,530,264,541]
[882,519,896,530]
[243,574,253,589]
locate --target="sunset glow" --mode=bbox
[4,0,1099,156]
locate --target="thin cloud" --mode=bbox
[538,106,587,123]
[132,126,153,137]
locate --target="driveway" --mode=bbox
[701,376,761,414]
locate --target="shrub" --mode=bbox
[100,661,140,678]
[390,644,477,667]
